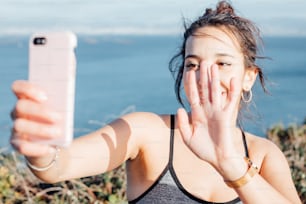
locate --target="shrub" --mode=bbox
[0,150,127,203]
[1,118,305,203]
[267,118,306,203]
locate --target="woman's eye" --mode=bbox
[217,62,232,68]
[185,63,199,70]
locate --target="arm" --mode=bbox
[28,115,140,183]
[229,140,301,204]
[11,80,141,183]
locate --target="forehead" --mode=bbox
[185,26,242,56]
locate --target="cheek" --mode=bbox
[219,71,232,91]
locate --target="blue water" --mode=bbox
[0,35,305,147]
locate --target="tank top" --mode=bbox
[129,115,248,204]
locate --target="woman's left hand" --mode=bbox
[177,62,243,173]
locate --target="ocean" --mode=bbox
[0,35,305,148]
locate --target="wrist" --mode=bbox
[224,157,259,188]
[216,155,249,181]
[26,146,60,172]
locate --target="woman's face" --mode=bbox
[183,26,257,108]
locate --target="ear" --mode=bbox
[242,66,258,91]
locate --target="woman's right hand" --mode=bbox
[10,80,62,157]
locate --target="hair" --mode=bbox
[169,0,267,107]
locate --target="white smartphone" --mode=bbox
[28,31,77,147]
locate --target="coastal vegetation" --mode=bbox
[1,119,305,203]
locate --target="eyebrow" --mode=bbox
[185,53,235,60]
[184,54,201,61]
[216,53,235,58]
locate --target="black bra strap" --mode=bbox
[241,130,249,158]
[169,114,175,164]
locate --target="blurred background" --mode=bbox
[1,0,306,36]
[0,0,306,148]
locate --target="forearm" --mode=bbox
[217,157,300,204]
[234,174,295,204]
[25,130,122,183]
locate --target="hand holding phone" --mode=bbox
[28,31,77,147]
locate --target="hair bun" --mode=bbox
[205,8,213,15]
[216,1,235,15]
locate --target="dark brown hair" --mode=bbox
[169,0,267,106]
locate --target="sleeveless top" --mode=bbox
[129,115,248,204]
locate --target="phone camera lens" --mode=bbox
[33,37,46,45]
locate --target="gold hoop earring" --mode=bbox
[241,90,252,103]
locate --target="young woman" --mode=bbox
[10,1,301,203]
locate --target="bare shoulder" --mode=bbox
[245,132,301,203]
[245,132,294,185]
[120,111,172,145]
[120,112,171,130]
[245,132,286,167]
[122,112,173,167]
[122,111,170,122]
[246,132,281,154]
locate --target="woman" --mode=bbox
[10,1,301,203]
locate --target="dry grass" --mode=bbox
[267,118,306,203]
[1,118,305,203]
[0,150,127,204]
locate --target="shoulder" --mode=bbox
[120,112,172,130]
[245,132,290,174]
[121,111,169,122]
[244,133,301,203]
[122,112,173,164]
[246,133,281,155]
[120,111,173,145]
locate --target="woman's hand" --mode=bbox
[10,80,62,157]
[177,62,244,175]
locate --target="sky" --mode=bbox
[0,0,306,36]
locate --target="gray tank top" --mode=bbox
[129,115,247,204]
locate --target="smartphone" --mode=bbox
[28,31,77,147]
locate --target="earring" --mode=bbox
[241,89,253,103]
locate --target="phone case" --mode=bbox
[28,31,77,147]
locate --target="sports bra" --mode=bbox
[129,115,248,204]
